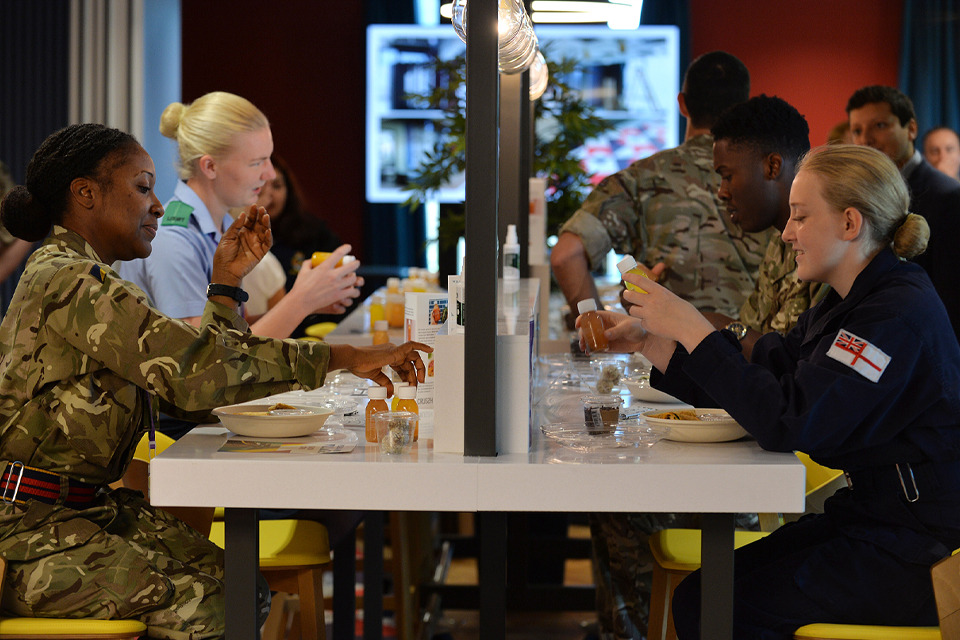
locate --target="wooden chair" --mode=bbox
[209,518,332,640]
[648,453,844,640]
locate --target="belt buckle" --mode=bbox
[2,461,25,505]
[896,463,920,502]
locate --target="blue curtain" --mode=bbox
[899,0,960,136]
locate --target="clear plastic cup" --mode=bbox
[374,411,418,455]
[581,395,624,435]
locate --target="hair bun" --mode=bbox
[159,102,187,139]
[1,185,52,242]
[892,212,930,260]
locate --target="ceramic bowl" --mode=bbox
[642,408,748,443]
[213,403,335,438]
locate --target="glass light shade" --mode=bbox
[529,51,549,99]
[452,0,467,43]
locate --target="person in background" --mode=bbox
[563,51,769,640]
[121,91,361,340]
[550,51,772,332]
[0,161,36,313]
[0,123,429,636]
[847,85,960,339]
[587,144,960,639]
[922,125,960,181]
[702,95,828,360]
[826,120,854,145]
[256,153,345,336]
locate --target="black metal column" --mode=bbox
[224,507,260,640]
[701,512,735,640]
[363,511,385,640]
[479,512,508,640]
[463,0,500,457]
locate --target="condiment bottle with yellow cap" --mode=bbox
[365,387,389,442]
[616,255,650,294]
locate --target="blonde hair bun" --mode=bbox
[159,102,187,139]
[892,212,929,260]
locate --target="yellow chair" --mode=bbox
[305,322,338,339]
[209,519,332,640]
[648,453,845,640]
[0,618,147,639]
[793,624,941,639]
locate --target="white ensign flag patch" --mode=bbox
[826,329,890,382]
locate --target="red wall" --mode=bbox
[690,0,903,146]
[181,0,367,259]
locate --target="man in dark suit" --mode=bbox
[847,85,960,340]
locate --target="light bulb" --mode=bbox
[452,0,467,43]
[529,51,548,99]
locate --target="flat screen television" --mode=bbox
[366,24,680,203]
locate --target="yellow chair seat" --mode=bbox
[304,322,337,339]
[793,623,941,639]
[651,528,769,571]
[208,519,331,568]
[0,617,146,638]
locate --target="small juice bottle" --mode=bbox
[386,292,405,328]
[395,385,420,441]
[311,252,355,268]
[365,386,389,442]
[577,299,609,354]
[616,255,650,294]
[368,294,385,331]
[372,320,389,345]
[391,382,409,411]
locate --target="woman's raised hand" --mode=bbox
[620,271,715,354]
[213,205,272,284]
[290,244,362,315]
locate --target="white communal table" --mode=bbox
[150,424,805,640]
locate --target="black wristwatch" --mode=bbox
[206,283,249,303]
[724,321,748,341]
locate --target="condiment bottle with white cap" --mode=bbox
[616,255,650,294]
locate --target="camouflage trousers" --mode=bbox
[589,512,700,640]
[1,490,244,640]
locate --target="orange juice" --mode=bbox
[395,385,419,441]
[372,320,389,345]
[365,387,389,442]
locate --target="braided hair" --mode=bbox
[0,124,139,242]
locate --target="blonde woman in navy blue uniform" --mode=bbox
[581,144,960,637]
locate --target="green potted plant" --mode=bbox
[403,53,615,256]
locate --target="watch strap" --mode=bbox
[206,283,249,303]
[724,321,748,341]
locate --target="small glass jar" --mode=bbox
[374,411,418,455]
[581,394,623,435]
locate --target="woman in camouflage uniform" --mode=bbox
[0,123,428,639]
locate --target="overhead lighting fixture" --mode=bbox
[441,0,642,30]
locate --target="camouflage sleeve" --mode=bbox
[559,210,614,270]
[42,262,330,413]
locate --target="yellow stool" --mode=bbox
[648,528,769,640]
[208,519,332,640]
[304,322,338,339]
[793,623,941,639]
[0,618,146,639]
[648,453,845,640]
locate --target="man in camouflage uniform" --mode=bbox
[550,52,768,640]
[702,95,828,360]
[551,52,772,326]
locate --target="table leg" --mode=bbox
[224,507,260,640]
[363,511,384,640]
[479,512,507,640]
[333,530,356,640]
[700,512,735,640]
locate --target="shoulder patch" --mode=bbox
[161,200,194,228]
[89,264,105,283]
[827,329,890,383]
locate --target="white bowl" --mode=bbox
[642,408,748,443]
[213,403,335,438]
[624,374,681,403]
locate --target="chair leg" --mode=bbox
[263,591,290,640]
[296,566,327,640]
[648,563,669,640]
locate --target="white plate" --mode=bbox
[642,408,748,443]
[213,403,335,438]
[540,421,670,451]
[624,375,681,404]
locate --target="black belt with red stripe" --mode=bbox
[1,462,98,510]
